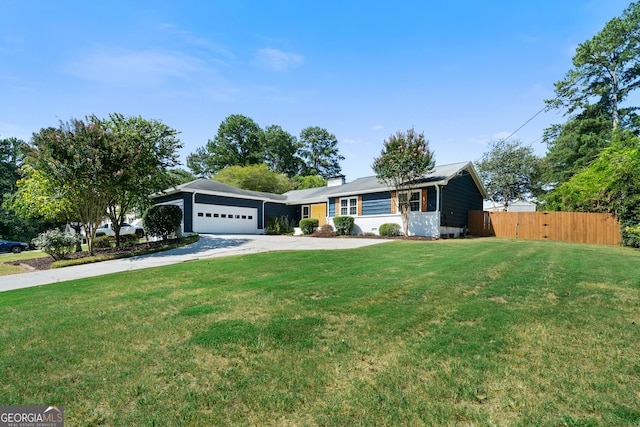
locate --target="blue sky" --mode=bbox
[0,1,633,179]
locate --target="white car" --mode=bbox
[95,222,145,238]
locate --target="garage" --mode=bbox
[193,203,258,234]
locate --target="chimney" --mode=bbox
[327,175,346,187]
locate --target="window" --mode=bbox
[248,215,253,220]
[242,215,247,219]
[340,197,358,216]
[205,213,211,218]
[302,205,310,219]
[221,214,226,218]
[197,212,204,217]
[398,191,421,212]
[214,213,219,218]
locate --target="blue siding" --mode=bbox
[265,202,297,225]
[329,198,337,217]
[362,192,392,215]
[440,172,483,227]
[154,192,193,232]
[195,193,265,228]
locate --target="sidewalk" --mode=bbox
[0,234,389,293]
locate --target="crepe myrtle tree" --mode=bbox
[372,128,435,236]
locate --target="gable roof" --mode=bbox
[284,161,487,203]
[154,161,486,205]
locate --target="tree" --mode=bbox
[542,104,619,185]
[546,2,640,132]
[372,128,435,236]
[547,136,640,246]
[103,114,182,246]
[143,205,183,242]
[0,137,59,242]
[26,117,122,254]
[298,126,344,178]
[292,175,327,189]
[476,139,541,210]
[263,125,302,177]
[187,114,264,177]
[213,164,292,194]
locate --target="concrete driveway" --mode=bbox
[0,234,389,293]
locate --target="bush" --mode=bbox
[93,236,113,249]
[379,223,401,237]
[622,222,640,248]
[143,205,183,241]
[313,224,336,237]
[119,234,140,246]
[333,216,355,236]
[266,216,295,234]
[300,218,319,235]
[32,230,81,260]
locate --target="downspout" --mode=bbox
[262,201,266,234]
[435,184,441,239]
[191,191,196,233]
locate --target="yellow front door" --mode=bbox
[310,203,327,226]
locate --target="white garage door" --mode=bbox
[193,204,258,234]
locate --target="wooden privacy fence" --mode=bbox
[468,210,621,245]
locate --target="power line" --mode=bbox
[502,104,549,143]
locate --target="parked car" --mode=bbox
[95,222,145,238]
[0,239,29,254]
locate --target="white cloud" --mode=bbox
[66,49,208,86]
[372,124,384,130]
[254,48,303,71]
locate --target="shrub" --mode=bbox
[32,230,81,260]
[93,236,113,249]
[266,216,295,234]
[143,205,183,241]
[622,222,640,248]
[379,223,401,237]
[333,216,355,236]
[313,224,336,237]
[300,218,319,235]
[119,234,140,246]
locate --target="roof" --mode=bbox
[284,161,486,202]
[154,161,487,204]
[153,178,288,203]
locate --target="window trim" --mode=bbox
[398,190,421,212]
[302,205,310,219]
[339,197,358,216]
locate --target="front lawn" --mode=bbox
[0,239,638,426]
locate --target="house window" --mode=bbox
[398,191,421,212]
[197,212,204,217]
[302,205,310,219]
[340,197,358,216]
[206,213,212,217]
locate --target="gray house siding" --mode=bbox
[362,192,392,215]
[440,171,483,227]
[195,194,265,228]
[154,192,193,233]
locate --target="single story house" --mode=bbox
[152,161,486,238]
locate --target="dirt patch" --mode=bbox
[5,239,181,271]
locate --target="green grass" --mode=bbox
[0,239,639,426]
[0,250,48,275]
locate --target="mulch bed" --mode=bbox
[6,239,180,271]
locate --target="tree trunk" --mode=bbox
[401,205,410,236]
[72,224,83,252]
